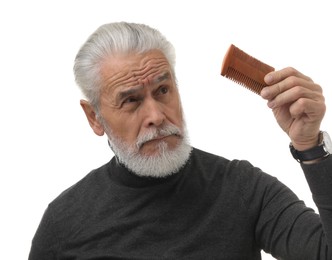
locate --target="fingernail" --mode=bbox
[265,74,273,85]
[261,88,269,98]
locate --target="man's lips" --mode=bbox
[141,134,180,147]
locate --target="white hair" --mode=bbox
[73,22,176,110]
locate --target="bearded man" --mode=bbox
[29,22,332,260]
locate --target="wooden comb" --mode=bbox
[221,44,275,95]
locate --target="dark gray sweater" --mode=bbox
[29,148,332,259]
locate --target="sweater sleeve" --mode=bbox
[254,156,332,260]
[302,156,332,257]
[28,206,59,260]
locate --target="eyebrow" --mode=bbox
[153,72,170,84]
[117,85,144,101]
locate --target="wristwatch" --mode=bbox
[290,131,332,162]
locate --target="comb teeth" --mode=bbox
[221,44,274,95]
[226,67,266,94]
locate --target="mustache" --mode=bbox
[136,123,182,149]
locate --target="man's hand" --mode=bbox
[260,67,326,151]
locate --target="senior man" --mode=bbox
[29,22,332,259]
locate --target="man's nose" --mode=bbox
[142,98,166,127]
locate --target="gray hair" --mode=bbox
[73,22,176,109]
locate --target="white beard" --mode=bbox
[105,122,192,178]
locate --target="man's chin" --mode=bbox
[119,141,192,178]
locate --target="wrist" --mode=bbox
[290,134,320,151]
[290,131,332,163]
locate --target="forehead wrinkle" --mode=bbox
[132,64,170,87]
[102,69,138,97]
[132,56,169,75]
[124,54,170,83]
[101,54,171,97]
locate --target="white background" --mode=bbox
[1,1,331,259]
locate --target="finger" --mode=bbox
[266,85,324,109]
[264,67,312,85]
[289,98,326,120]
[261,76,321,101]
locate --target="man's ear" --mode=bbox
[80,100,105,136]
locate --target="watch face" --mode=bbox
[323,131,332,153]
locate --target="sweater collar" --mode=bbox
[107,153,193,188]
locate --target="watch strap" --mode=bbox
[290,143,328,162]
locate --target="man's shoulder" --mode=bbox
[191,147,254,171]
[49,159,113,209]
[191,147,229,163]
[190,147,268,183]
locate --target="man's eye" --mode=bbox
[124,97,138,103]
[158,86,169,95]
